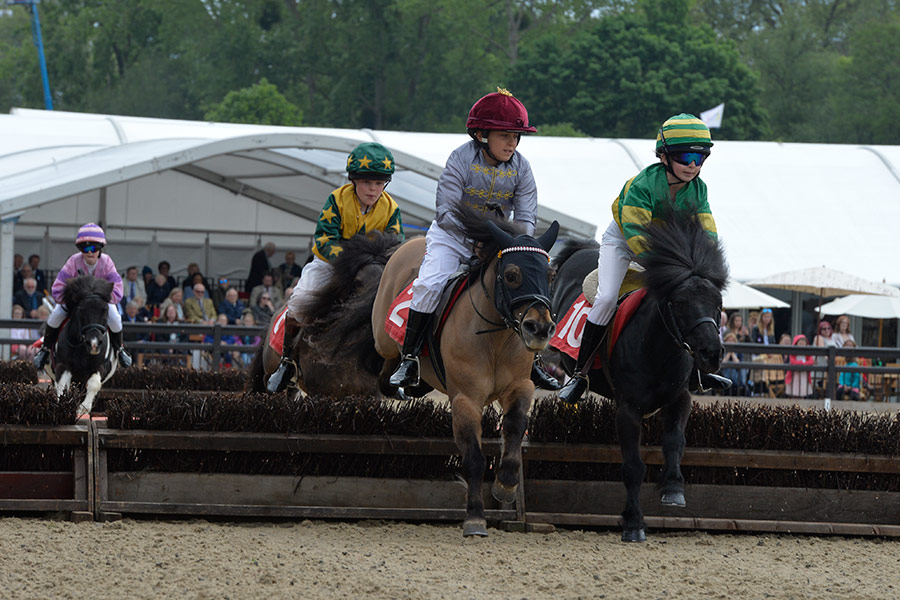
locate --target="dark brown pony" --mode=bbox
[363,208,558,536]
[247,232,401,397]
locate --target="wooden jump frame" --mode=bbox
[3,421,899,536]
[0,424,93,522]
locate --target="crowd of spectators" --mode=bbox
[718,309,867,401]
[7,243,305,369]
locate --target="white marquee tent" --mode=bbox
[3,108,900,327]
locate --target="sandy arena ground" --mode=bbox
[1,517,898,599]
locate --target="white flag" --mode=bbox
[700,103,725,128]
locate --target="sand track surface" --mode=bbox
[1,517,898,599]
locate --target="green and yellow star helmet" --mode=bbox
[656,113,713,154]
[346,142,395,181]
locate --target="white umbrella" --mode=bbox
[746,266,900,298]
[816,294,900,319]
[722,281,789,309]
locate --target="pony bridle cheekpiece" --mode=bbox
[659,301,720,357]
[490,244,553,335]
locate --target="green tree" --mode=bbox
[509,0,768,140]
[204,78,303,126]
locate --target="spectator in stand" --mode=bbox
[205,313,242,368]
[28,254,48,294]
[13,263,34,294]
[155,305,188,365]
[751,308,776,345]
[812,319,837,386]
[146,273,173,309]
[251,290,276,326]
[832,315,856,348]
[13,253,24,274]
[238,312,261,367]
[122,300,149,342]
[249,272,284,309]
[720,332,748,396]
[10,304,39,361]
[211,276,232,309]
[184,283,216,325]
[785,334,815,398]
[718,310,728,340]
[725,313,750,342]
[182,263,207,293]
[275,251,302,292]
[183,272,209,300]
[13,277,42,318]
[159,287,186,321]
[836,339,862,401]
[120,266,147,311]
[219,288,245,324]
[157,261,178,290]
[246,242,276,293]
[141,266,154,290]
[36,304,51,322]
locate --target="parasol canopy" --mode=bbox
[746,266,900,298]
[722,281,789,309]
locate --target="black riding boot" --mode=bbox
[531,356,561,390]
[389,310,432,387]
[267,316,302,393]
[558,321,607,404]
[110,330,132,367]
[33,324,61,370]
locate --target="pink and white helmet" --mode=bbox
[76,223,106,246]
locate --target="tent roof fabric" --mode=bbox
[3,108,900,284]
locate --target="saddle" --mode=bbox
[385,268,474,390]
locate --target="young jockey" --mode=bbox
[558,113,730,404]
[389,87,558,390]
[33,223,132,370]
[267,142,405,392]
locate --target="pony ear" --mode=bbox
[487,220,514,248]
[536,221,559,252]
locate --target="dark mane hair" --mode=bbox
[62,274,113,307]
[453,204,524,260]
[304,231,402,325]
[552,238,598,270]
[637,208,729,300]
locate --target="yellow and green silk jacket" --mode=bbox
[612,163,717,257]
[311,183,405,262]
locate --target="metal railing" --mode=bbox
[0,318,266,371]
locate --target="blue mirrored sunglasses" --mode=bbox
[80,244,100,254]
[670,151,708,166]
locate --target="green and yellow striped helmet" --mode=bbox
[655,113,713,152]
[346,142,395,181]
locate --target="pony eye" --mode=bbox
[503,264,523,288]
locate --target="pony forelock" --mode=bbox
[62,275,113,307]
[636,208,729,300]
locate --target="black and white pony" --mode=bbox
[44,275,119,416]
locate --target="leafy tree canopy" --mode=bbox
[204,78,303,126]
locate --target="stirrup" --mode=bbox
[34,348,50,370]
[118,349,133,368]
[389,355,420,388]
[532,360,561,390]
[267,359,298,393]
[558,372,589,404]
[699,372,732,392]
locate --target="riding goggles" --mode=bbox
[79,244,101,254]
[669,151,708,167]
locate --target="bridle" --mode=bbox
[68,293,109,347]
[470,245,553,337]
[656,282,721,358]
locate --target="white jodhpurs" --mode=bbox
[47,302,123,332]
[409,222,471,314]
[286,256,333,321]
[586,220,634,327]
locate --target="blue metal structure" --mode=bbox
[9,0,53,110]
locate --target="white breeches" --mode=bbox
[286,256,333,320]
[410,222,470,314]
[48,302,123,332]
[586,220,634,326]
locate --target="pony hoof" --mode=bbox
[621,528,646,543]
[491,480,517,504]
[660,492,686,507]
[462,519,489,537]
